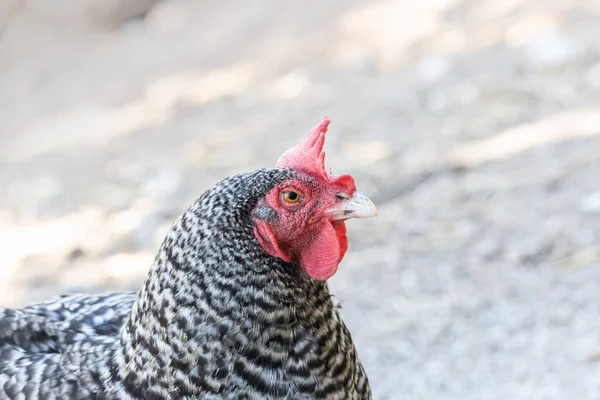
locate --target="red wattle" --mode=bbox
[334,221,348,264]
[300,221,346,281]
[255,219,348,281]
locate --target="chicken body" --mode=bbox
[0,169,372,399]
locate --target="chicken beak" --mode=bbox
[326,192,379,221]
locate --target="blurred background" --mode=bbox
[1,0,600,398]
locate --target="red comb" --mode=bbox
[276,117,331,180]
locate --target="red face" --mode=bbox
[252,117,377,281]
[253,173,357,280]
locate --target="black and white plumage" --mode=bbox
[0,119,376,399]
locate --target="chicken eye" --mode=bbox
[282,191,301,203]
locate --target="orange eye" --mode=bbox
[282,191,301,203]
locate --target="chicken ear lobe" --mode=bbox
[299,221,345,281]
[254,220,292,262]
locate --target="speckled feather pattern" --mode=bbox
[0,168,371,399]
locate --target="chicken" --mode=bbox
[0,117,378,400]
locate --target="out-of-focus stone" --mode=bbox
[416,55,452,84]
[580,190,600,214]
[524,32,583,68]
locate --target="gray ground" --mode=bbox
[1,0,600,398]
